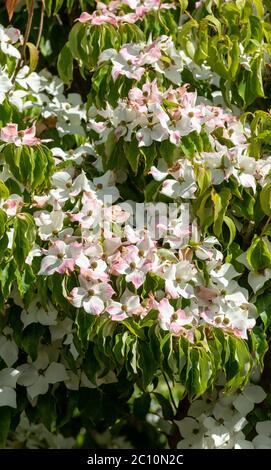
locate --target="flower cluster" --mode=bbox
[78,1,176,26]
[98,35,190,85]
[150,142,271,199]
[7,412,76,449]
[9,163,254,342]
[0,123,40,146]
[89,81,238,147]
[0,24,21,59]
[175,383,268,449]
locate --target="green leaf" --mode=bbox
[113,331,128,365]
[126,336,138,375]
[208,38,229,79]
[159,140,177,166]
[194,21,208,63]
[195,166,211,196]
[83,343,104,385]
[178,0,188,14]
[19,146,34,186]
[0,209,7,238]
[75,310,97,348]
[124,139,140,174]
[69,21,89,65]
[44,0,64,16]
[225,336,252,392]
[134,393,151,420]
[245,54,265,105]
[0,181,9,199]
[223,216,236,246]
[0,259,16,299]
[89,26,103,67]
[122,318,146,340]
[229,38,239,79]
[13,213,36,269]
[144,179,162,202]
[44,0,53,16]
[15,264,36,300]
[32,146,48,189]
[154,392,174,420]
[196,189,213,233]
[161,334,177,378]
[212,187,231,238]
[3,144,21,182]
[247,236,271,271]
[256,291,271,329]
[186,347,212,400]
[26,42,39,72]
[37,394,57,431]
[57,43,73,85]
[140,145,157,173]
[260,183,271,216]
[22,324,45,361]
[249,327,268,369]
[0,234,8,263]
[0,408,11,448]
[138,341,158,388]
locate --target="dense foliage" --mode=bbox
[0,0,271,449]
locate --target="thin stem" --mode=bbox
[261,216,271,236]
[36,0,45,49]
[12,0,35,83]
[184,10,194,21]
[162,372,178,412]
[243,220,255,246]
[56,13,63,26]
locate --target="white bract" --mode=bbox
[0,368,20,408]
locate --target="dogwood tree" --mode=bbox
[0,0,271,450]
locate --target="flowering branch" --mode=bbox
[36,0,44,49]
[12,0,35,83]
